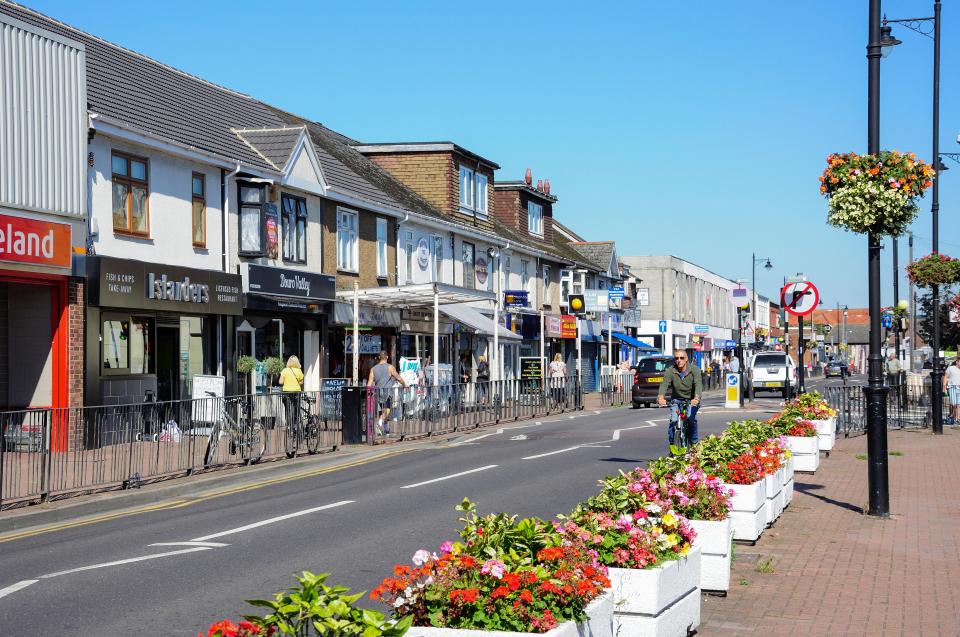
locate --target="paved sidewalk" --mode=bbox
[701,428,960,637]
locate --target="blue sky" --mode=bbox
[26,0,960,308]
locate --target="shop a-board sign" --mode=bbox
[191,374,225,422]
[321,377,347,417]
[520,356,544,380]
[88,256,243,315]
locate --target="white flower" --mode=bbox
[412,549,432,566]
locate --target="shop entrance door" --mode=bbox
[156,325,180,402]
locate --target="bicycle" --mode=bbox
[668,399,694,450]
[284,394,322,458]
[204,392,266,467]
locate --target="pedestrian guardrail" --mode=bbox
[0,377,584,509]
[821,372,947,436]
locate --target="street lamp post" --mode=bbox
[883,2,942,435]
[751,254,773,327]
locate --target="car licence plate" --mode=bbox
[647,377,663,383]
[761,381,783,387]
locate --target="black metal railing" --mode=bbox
[821,372,949,436]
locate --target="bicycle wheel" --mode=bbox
[671,420,684,449]
[284,419,298,459]
[305,414,321,454]
[204,425,221,467]
[244,421,266,465]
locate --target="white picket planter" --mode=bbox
[404,591,614,637]
[608,547,701,637]
[689,518,733,593]
[811,417,836,452]
[764,472,783,525]
[722,480,767,542]
[787,434,820,473]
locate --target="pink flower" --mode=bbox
[481,559,505,580]
[412,549,432,566]
[438,541,454,554]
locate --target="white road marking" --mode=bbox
[509,434,528,440]
[39,547,213,579]
[646,419,667,426]
[191,500,354,542]
[149,541,229,548]
[0,579,38,600]
[400,465,498,489]
[522,446,582,460]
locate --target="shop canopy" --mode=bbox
[609,331,659,353]
[440,303,521,341]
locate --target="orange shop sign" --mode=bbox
[0,213,72,268]
[560,314,578,339]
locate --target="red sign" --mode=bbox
[780,281,820,317]
[0,213,72,268]
[560,314,578,339]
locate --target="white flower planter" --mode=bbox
[722,480,767,542]
[689,518,733,593]
[764,472,783,525]
[608,547,701,637]
[811,417,836,452]
[404,591,614,637]
[788,434,820,473]
[782,478,794,507]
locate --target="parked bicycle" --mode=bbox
[668,399,694,450]
[284,394,322,458]
[204,392,265,467]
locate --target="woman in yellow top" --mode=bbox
[279,356,304,439]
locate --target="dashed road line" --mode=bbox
[191,500,354,542]
[0,580,38,600]
[39,546,213,580]
[399,465,498,489]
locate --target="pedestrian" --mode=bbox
[549,353,567,406]
[885,353,902,387]
[279,355,304,434]
[944,358,960,426]
[728,355,741,374]
[367,351,406,437]
[476,354,490,404]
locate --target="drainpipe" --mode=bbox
[396,212,409,284]
[223,163,241,273]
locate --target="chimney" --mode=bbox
[544,179,551,195]
[536,179,543,192]
[524,168,532,186]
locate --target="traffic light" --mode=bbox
[568,294,586,316]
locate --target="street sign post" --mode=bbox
[725,372,740,409]
[658,320,668,334]
[780,280,820,393]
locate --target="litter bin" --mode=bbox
[341,386,365,444]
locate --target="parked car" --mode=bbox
[747,352,798,399]
[825,359,850,378]
[631,356,673,408]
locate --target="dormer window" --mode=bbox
[527,201,543,237]
[459,165,488,218]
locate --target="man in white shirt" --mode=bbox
[944,358,960,425]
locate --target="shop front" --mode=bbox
[238,264,335,394]
[544,314,578,373]
[85,256,243,405]
[332,303,402,383]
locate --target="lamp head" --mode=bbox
[764,259,773,270]
[897,299,909,311]
[880,24,902,57]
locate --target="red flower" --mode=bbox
[503,572,521,590]
[207,620,238,637]
[536,546,565,562]
[519,589,534,604]
[449,588,480,604]
[490,586,510,599]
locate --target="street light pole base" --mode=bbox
[863,383,890,517]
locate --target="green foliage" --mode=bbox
[455,497,558,560]
[245,571,412,637]
[855,454,867,461]
[237,355,258,375]
[263,356,285,376]
[754,557,775,574]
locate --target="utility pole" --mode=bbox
[908,232,915,370]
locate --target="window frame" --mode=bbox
[458,165,488,218]
[280,193,308,264]
[376,217,389,278]
[111,150,151,237]
[101,313,156,376]
[238,183,266,257]
[475,172,488,217]
[336,207,359,273]
[527,200,543,237]
[191,172,206,248]
[459,165,475,210]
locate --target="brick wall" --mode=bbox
[366,152,454,215]
[67,277,84,447]
[321,201,396,289]
[491,189,520,228]
[492,188,555,245]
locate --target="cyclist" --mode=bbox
[657,349,702,446]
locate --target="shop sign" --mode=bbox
[475,257,488,285]
[690,335,703,351]
[545,315,562,338]
[345,333,382,354]
[504,290,528,308]
[584,289,608,313]
[694,325,710,334]
[637,288,650,306]
[90,256,243,315]
[264,203,279,259]
[560,314,578,339]
[0,212,71,268]
[416,237,430,270]
[520,356,544,380]
[622,308,642,328]
[335,303,402,327]
[244,264,335,301]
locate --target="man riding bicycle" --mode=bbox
[657,349,702,446]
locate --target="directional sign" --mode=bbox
[823,324,833,334]
[729,286,750,307]
[881,315,893,329]
[658,320,668,333]
[781,281,819,317]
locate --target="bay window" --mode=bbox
[281,194,308,263]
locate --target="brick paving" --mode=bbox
[700,428,960,637]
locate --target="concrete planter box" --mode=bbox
[764,472,783,525]
[811,417,836,452]
[782,478,794,507]
[722,480,767,542]
[788,434,820,473]
[689,518,732,593]
[404,592,614,637]
[608,547,701,637]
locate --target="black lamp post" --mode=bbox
[883,1,942,434]
[751,254,773,328]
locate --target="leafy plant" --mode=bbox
[237,355,258,375]
[855,454,867,461]
[263,356,285,376]
[907,253,960,288]
[754,556,775,574]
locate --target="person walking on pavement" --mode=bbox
[728,355,740,374]
[476,355,490,404]
[657,349,702,446]
[885,353,902,387]
[279,355,304,433]
[549,353,567,408]
[944,357,960,426]
[367,351,406,437]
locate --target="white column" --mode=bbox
[576,316,582,384]
[493,257,500,382]
[607,314,613,368]
[352,282,359,385]
[433,284,440,387]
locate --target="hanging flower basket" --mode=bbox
[819,151,934,236]
[906,253,960,288]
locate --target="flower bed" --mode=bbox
[783,393,837,453]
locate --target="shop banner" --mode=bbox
[244,263,335,301]
[0,212,71,268]
[264,203,279,259]
[584,289,609,313]
[334,303,402,327]
[345,333,382,354]
[561,315,578,339]
[504,290,529,308]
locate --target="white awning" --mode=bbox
[334,282,494,308]
[441,303,521,341]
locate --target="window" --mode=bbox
[337,207,358,271]
[432,235,443,282]
[458,165,488,217]
[527,201,543,236]
[281,194,308,263]
[111,151,149,235]
[102,315,155,374]
[521,260,530,292]
[191,173,206,247]
[462,242,475,289]
[376,218,389,278]
[239,184,265,255]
